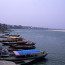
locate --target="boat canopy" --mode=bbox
[9,36,20,38]
[13,49,40,55]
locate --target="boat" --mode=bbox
[0,51,35,65]
[0,49,48,65]
[8,48,24,51]
[13,49,48,59]
[0,40,17,42]
[0,36,8,38]
[0,37,23,42]
[7,36,23,41]
[0,34,23,42]
[8,35,22,39]
[9,35,20,37]
[0,33,10,38]
[0,49,48,60]
[2,41,35,45]
[17,41,35,45]
[9,44,35,49]
[2,42,17,45]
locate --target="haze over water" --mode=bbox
[10,29,65,65]
[0,0,65,29]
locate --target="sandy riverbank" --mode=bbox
[47,30,65,32]
[0,61,16,65]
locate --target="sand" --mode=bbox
[0,61,16,65]
[48,30,65,32]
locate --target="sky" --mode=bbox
[0,0,65,29]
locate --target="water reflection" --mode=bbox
[30,58,48,65]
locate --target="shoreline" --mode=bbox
[47,30,65,32]
[0,61,16,65]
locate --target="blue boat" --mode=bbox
[0,49,48,65]
[13,49,48,59]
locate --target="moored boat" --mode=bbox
[2,42,17,45]
[13,49,48,59]
[2,41,35,46]
[0,37,23,42]
[0,49,48,60]
[0,33,10,38]
[0,34,23,42]
[17,41,35,45]
[9,44,35,49]
[0,47,48,65]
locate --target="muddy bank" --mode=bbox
[0,61,16,65]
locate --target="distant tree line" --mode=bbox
[0,23,49,32]
[9,25,49,30]
[0,23,8,32]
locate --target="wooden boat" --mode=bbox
[0,36,8,38]
[0,49,48,65]
[3,31,11,33]
[0,34,23,42]
[0,49,48,60]
[13,49,48,59]
[2,41,35,45]
[0,40,18,42]
[0,38,23,42]
[9,44,35,49]
[7,37,23,41]
[0,58,35,65]
[2,42,17,45]
[8,48,24,51]
[17,41,36,45]
[8,35,22,39]
[0,54,35,65]
[0,33,9,38]
[9,35,20,37]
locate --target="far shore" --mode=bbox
[47,30,65,32]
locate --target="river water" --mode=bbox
[9,29,65,65]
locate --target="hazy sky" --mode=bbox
[0,0,65,29]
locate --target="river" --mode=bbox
[6,29,65,65]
